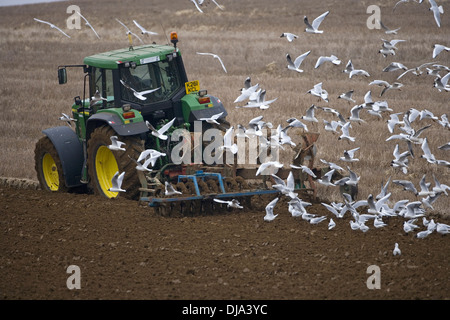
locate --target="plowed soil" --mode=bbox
[0,183,449,301]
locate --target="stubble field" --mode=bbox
[0,0,449,302]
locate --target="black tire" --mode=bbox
[87,126,144,200]
[34,136,69,193]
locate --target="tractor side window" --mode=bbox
[92,67,114,108]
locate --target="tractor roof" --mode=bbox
[83,44,179,69]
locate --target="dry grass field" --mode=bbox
[0,0,448,213]
[0,0,449,303]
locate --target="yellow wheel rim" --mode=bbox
[95,145,119,198]
[42,153,59,191]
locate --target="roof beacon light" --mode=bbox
[170,31,178,49]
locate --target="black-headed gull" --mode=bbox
[108,136,126,151]
[196,52,227,73]
[59,113,76,127]
[393,243,401,256]
[146,118,176,141]
[165,181,182,196]
[340,147,360,162]
[109,171,126,193]
[137,149,166,168]
[280,32,298,42]
[133,20,158,35]
[301,104,320,122]
[236,90,277,110]
[314,55,341,69]
[338,90,356,103]
[213,198,243,209]
[393,179,418,196]
[256,161,283,176]
[369,80,404,97]
[338,122,356,142]
[290,164,317,178]
[304,11,330,34]
[234,82,259,103]
[199,112,224,125]
[317,169,336,187]
[421,138,437,164]
[428,0,444,27]
[286,51,311,73]
[264,197,279,222]
[307,83,328,102]
[271,172,297,199]
[33,18,71,38]
[378,20,401,34]
[432,44,450,58]
[120,79,161,101]
[75,11,100,39]
[383,62,408,72]
[349,69,370,79]
[433,72,450,91]
[218,126,238,155]
[191,0,204,13]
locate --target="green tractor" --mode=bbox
[34,32,229,199]
[34,32,319,214]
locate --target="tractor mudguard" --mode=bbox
[86,112,149,138]
[42,126,84,188]
[188,96,228,122]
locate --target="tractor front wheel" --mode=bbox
[87,126,144,200]
[34,136,68,193]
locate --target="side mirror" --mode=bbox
[58,67,67,85]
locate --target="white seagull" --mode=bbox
[133,20,158,35]
[219,126,238,155]
[199,112,224,125]
[315,55,341,68]
[378,20,401,34]
[236,90,278,110]
[369,80,404,97]
[109,171,126,193]
[280,32,298,42]
[340,147,360,162]
[304,10,330,34]
[145,118,176,140]
[338,122,356,142]
[338,90,356,103]
[428,0,444,27]
[108,136,126,151]
[75,11,100,39]
[165,181,182,196]
[264,197,279,222]
[307,83,329,102]
[59,113,76,127]
[393,180,419,196]
[393,243,401,256]
[196,52,227,73]
[213,198,243,209]
[137,149,166,168]
[317,169,336,187]
[256,161,283,176]
[190,0,204,13]
[432,44,450,58]
[33,18,71,38]
[286,51,311,73]
[120,79,161,101]
[301,104,320,122]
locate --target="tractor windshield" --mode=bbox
[119,58,182,104]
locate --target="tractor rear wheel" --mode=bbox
[34,136,69,193]
[87,126,144,200]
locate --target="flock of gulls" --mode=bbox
[34,0,450,255]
